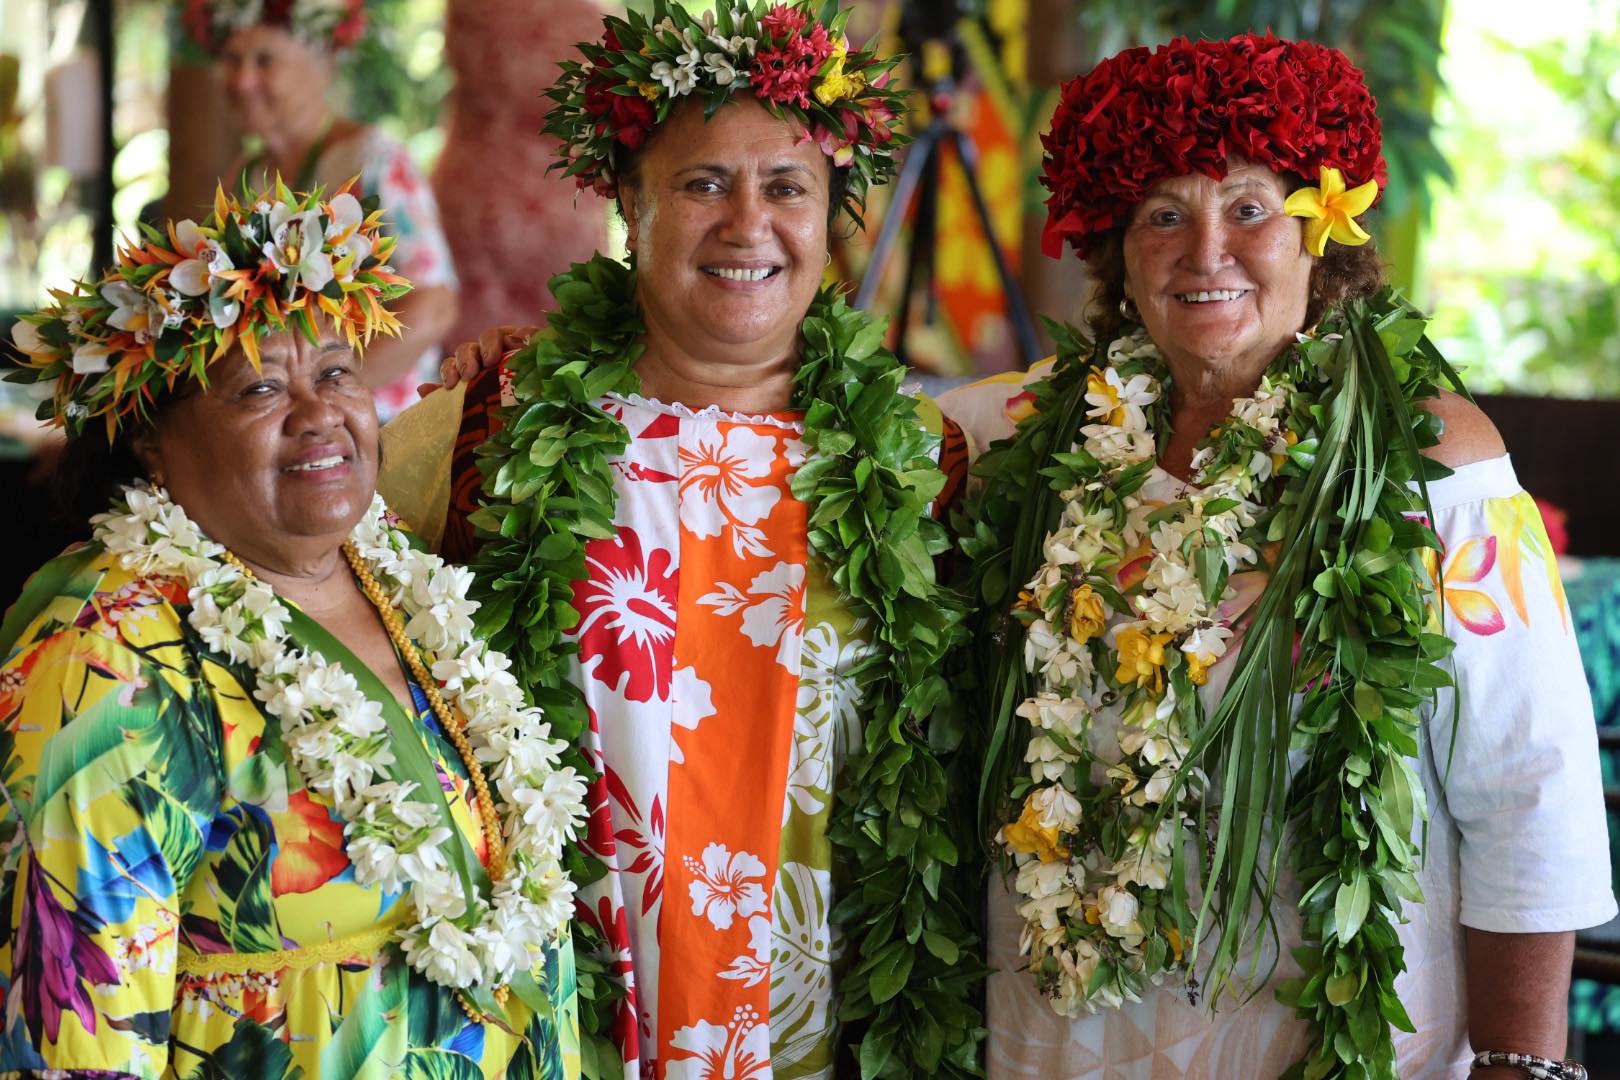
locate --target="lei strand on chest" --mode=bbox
[468,254,984,1076]
[961,290,1465,1080]
[91,487,588,1001]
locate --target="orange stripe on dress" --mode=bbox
[656,416,807,1077]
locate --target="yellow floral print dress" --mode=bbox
[0,546,580,1080]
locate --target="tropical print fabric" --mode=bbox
[939,374,1615,1079]
[386,370,965,1080]
[0,547,579,1080]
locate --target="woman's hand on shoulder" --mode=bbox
[1420,389,1506,469]
[435,324,538,391]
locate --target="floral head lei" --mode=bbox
[542,0,910,220]
[6,179,410,441]
[1040,32,1385,259]
[183,0,367,53]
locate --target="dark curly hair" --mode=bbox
[1081,216,1387,345]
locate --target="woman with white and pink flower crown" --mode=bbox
[379,3,984,1077]
[946,32,1613,1080]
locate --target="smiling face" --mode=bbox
[620,96,832,374]
[218,25,334,141]
[1122,162,1315,382]
[134,324,378,566]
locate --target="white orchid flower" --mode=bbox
[101,280,170,345]
[262,202,335,293]
[169,219,236,300]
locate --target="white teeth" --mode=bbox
[705,266,776,282]
[1178,289,1247,303]
[286,455,344,472]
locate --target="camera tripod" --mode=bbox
[852,18,1041,370]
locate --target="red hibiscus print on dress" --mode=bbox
[573,528,678,701]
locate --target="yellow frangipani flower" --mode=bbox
[814,36,866,105]
[1115,626,1173,694]
[1002,797,1069,863]
[1284,166,1378,257]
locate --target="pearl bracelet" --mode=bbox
[1471,1050,1588,1080]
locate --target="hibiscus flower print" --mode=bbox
[684,842,768,931]
[665,1007,771,1080]
[698,561,806,669]
[606,765,665,917]
[669,666,716,766]
[717,913,773,988]
[679,425,784,559]
[573,528,679,701]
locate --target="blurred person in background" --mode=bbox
[185,0,458,420]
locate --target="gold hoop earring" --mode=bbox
[1119,296,1140,323]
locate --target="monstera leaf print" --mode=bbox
[402,1049,486,1080]
[766,861,835,1074]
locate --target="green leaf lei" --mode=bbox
[960,288,1465,1079]
[467,254,985,1078]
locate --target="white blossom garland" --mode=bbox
[1001,328,1299,1014]
[91,483,588,991]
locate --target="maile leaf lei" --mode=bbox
[960,288,1465,1080]
[467,254,985,1078]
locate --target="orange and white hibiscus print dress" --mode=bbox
[384,368,967,1080]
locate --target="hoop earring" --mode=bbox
[824,251,833,268]
[1118,296,1140,323]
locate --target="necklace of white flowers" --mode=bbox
[468,254,984,1077]
[961,290,1465,1079]
[91,484,588,1018]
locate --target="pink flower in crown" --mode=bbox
[751,23,833,108]
[760,4,809,38]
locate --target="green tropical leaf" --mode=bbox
[212,804,281,953]
[319,957,409,1080]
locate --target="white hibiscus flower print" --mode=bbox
[684,842,768,931]
[718,913,772,987]
[680,425,783,558]
[665,1007,770,1079]
[669,665,717,766]
[698,561,806,669]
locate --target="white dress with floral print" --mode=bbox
[940,370,1616,1079]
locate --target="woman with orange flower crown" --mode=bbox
[377,2,985,1077]
[943,33,1613,1080]
[0,181,585,1077]
[183,0,460,422]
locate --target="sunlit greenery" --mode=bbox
[1422,0,1620,398]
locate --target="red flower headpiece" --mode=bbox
[1040,33,1386,258]
[184,0,367,55]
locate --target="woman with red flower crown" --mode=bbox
[944,33,1613,1080]
[377,3,984,1078]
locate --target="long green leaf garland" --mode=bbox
[468,254,984,1078]
[961,288,1464,1079]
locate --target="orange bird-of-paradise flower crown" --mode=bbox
[6,179,412,442]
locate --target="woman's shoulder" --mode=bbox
[1419,389,1506,470]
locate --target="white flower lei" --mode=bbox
[91,483,588,992]
[1002,328,1299,1015]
